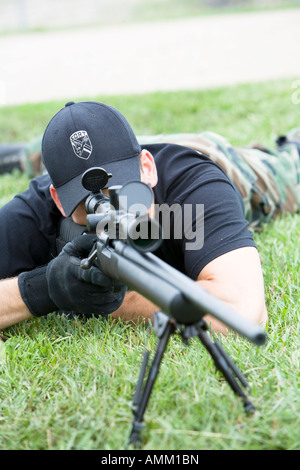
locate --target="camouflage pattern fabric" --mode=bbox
[24,134,44,177]
[0,135,44,177]
[138,130,300,230]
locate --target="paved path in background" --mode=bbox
[0,8,299,106]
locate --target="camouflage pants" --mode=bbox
[138,130,300,230]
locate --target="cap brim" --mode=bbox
[56,155,141,217]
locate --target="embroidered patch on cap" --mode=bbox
[70,130,93,159]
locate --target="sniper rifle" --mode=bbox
[79,167,266,447]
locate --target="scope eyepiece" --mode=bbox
[81,167,111,214]
[85,192,110,215]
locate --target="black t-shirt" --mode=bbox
[0,143,255,280]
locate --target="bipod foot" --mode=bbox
[128,311,175,447]
[193,320,256,413]
[128,420,145,449]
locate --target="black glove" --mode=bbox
[46,235,126,316]
[18,264,58,317]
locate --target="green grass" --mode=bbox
[0,78,299,450]
[1,78,299,146]
[131,0,300,25]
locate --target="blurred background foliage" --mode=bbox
[1,0,299,33]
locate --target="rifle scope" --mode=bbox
[81,167,162,253]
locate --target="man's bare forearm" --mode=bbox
[0,277,33,329]
[110,287,240,334]
[111,274,267,334]
[111,290,158,323]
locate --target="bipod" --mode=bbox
[128,311,255,448]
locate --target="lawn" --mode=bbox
[0,78,299,450]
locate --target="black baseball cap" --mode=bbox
[42,101,142,216]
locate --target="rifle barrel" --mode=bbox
[96,240,266,345]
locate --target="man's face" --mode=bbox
[71,200,88,225]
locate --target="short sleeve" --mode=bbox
[180,177,256,280]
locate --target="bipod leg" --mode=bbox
[128,312,175,447]
[193,320,256,413]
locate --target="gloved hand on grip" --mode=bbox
[46,234,127,316]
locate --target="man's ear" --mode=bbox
[49,184,67,217]
[139,149,158,188]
